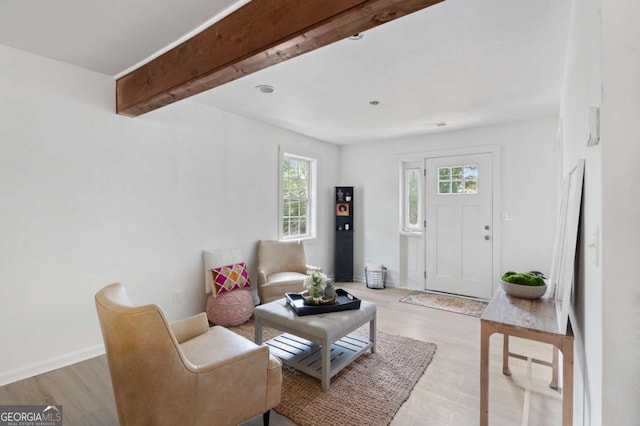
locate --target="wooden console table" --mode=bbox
[480,286,574,425]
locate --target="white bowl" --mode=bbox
[500,280,547,299]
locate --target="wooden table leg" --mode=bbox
[480,322,492,426]
[550,346,559,389]
[502,334,511,376]
[561,338,574,426]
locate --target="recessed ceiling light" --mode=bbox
[255,85,275,94]
[349,33,365,40]
[369,100,380,106]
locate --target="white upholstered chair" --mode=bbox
[257,240,321,304]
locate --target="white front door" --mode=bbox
[425,152,494,299]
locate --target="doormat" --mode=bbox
[230,318,436,426]
[399,290,488,317]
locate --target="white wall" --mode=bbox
[562,0,640,424]
[0,44,340,385]
[600,0,640,423]
[339,117,559,289]
[559,0,603,423]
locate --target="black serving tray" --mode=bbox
[285,289,362,316]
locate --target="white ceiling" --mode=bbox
[0,0,572,145]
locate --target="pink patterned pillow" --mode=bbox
[210,262,251,297]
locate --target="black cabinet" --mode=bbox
[335,186,353,282]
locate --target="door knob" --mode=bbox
[484,235,491,240]
[484,225,491,230]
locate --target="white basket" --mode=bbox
[365,266,387,289]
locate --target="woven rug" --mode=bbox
[399,290,488,317]
[230,318,437,426]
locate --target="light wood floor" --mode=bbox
[0,283,562,425]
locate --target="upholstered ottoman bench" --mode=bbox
[254,297,376,390]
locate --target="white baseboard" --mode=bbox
[0,344,105,386]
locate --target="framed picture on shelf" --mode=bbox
[336,203,349,216]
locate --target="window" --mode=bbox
[280,153,316,240]
[402,163,422,232]
[437,165,478,195]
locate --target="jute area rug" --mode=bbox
[230,318,437,426]
[399,290,488,317]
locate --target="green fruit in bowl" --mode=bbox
[501,271,545,287]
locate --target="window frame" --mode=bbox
[437,164,479,195]
[279,151,317,241]
[401,161,423,233]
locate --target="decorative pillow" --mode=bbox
[210,262,251,297]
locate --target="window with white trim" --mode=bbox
[280,153,316,240]
[437,164,478,195]
[402,162,422,232]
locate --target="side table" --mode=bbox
[480,286,574,425]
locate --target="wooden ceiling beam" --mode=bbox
[116,0,444,117]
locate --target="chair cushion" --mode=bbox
[180,326,266,369]
[267,271,307,285]
[210,262,251,297]
[260,276,305,304]
[203,248,242,293]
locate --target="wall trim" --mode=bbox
[0,344,105,386]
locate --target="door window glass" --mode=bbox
[438,165,478,195]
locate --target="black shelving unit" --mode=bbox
[335,186,353,282]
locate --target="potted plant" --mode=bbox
[500,270,547,299]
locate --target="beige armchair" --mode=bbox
[257,240,321,304]
[95,283,281,426]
